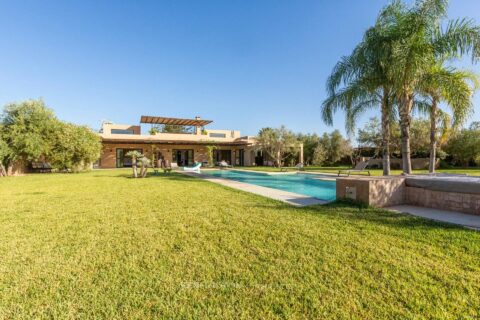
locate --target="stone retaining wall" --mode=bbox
[406,187,480,215]
[336,176,480,215]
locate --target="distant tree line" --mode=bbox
[357,117,480,167]
[0,99,101,176]
[256,126,353,167]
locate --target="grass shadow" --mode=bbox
[252,199,469,232]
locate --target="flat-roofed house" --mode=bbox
[98,116,258,168]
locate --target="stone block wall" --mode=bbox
[406,187,480,215]
[336,177,406,207]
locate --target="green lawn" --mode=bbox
[0,170,479,319]
[238,165,480,176]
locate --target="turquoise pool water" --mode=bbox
[202,170,336,201]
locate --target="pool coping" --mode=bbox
[180,171,330,207]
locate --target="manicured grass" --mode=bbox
[239,165,480,176]
[0,170,479,318]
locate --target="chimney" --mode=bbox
[195,116,202,135]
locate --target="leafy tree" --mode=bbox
[444,128,480,166]
[0,134,11,176]
[469,121,480,131]
[317,130,353,165]
[0,99,58,172]
[50,122,102,172]
[256,126,299,168]
[409,119,432,157]
[357,117,444,159]
[296,133,321,165]
[312,144,327,166]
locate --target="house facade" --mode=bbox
[98,116,259,168]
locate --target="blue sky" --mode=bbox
[0,0,479,137]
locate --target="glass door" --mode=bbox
[235,149,244,166]
[172,149,194,166]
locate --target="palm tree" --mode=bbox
[418,65,478,173]
[322,21,396,175]
[379,0,480,173]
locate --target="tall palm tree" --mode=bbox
[322,16,396,175]
[418,65,478,173]
[380,0,480,173]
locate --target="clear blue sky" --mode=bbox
[0,0,479,137]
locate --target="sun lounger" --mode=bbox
[295,163,305,171]
[338,161,370,177]
[218,160,232,169]
[183,162,201,173]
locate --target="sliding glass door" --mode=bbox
[172,149,194,166]
[234,149,244,166]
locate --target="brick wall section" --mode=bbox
[406,187,480,215]
[100,143,254,168]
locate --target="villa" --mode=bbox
[98,115,259,168]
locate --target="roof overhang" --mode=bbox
[140,115,213,127]
[101,138,251,146]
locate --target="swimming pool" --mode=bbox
[202,170,336,201]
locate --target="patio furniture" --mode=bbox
[295,163,305,171]
[338,161,370,177]
[31,162,52,173]
[183,162,201,173]
[218,160,232,169]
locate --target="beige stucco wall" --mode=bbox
[102,124,141,135]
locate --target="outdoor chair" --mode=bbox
[183,162,202,173]
[218,160,232,169]
[295,163,305,171]
[338,161,370,177]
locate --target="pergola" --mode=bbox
[140,115,213,127]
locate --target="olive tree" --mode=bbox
[256,126,299,168]
[0,99,57,173]
[50,122,102,172]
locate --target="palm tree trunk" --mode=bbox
[399,93,413,174]
[276,150,282,168]
[0,164,6,177]
[428,98,438,174]
[381,89,391,176]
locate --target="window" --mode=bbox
[209,132,226,138]
[111,129,135,135]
